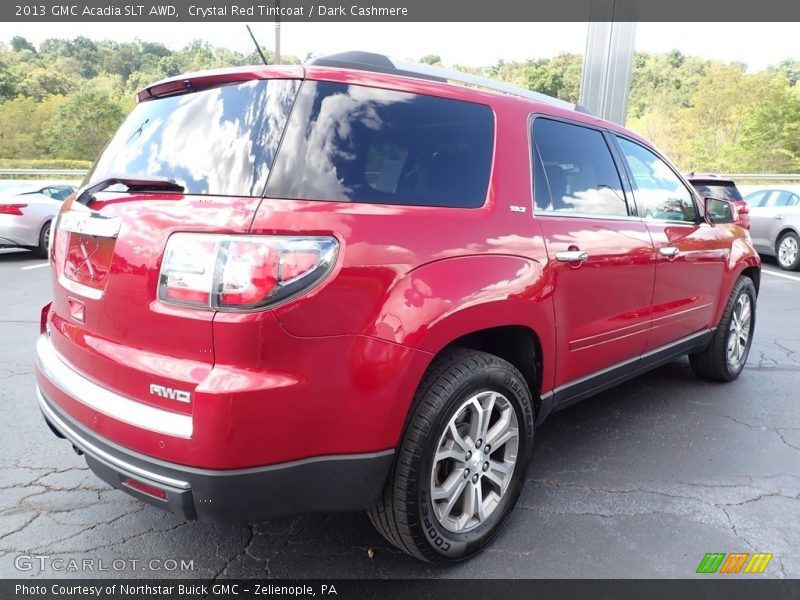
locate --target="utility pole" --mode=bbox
[578,0,637,125]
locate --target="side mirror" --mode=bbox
[704,197,735,224]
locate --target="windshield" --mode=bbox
[86,79,300,197]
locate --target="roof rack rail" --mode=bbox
[305,51,586,114]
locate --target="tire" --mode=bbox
[33,221,52,259]
[368,348,535,563]
[776,231,800,271]
[689,276,756,382]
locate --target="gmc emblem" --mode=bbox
[149,384,191,403]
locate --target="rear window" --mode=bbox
[690,181,743,202]
[86,79,300,196]
[265,81,494,208]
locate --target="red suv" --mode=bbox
[34,52,760,563]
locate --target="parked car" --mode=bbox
[34,52,761,564]
[0,183,75,257]
[686,175,749,230]
[746,188,800,271]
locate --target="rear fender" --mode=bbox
[366,254,556,396]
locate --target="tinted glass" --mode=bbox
[87,79,300,196]
[265,81,494,208]
[690,181,743,201]
[49,187,72,201]
[745,190,767,207]
[617,137,697,222]
[531,118,628,216]
[775,191,798,207]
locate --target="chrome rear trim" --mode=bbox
[34,335,193,439]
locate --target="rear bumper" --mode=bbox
[37,386,394,522]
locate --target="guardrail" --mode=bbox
[1,168,799,182]
[717,174,800,182]
[0,168,87,178]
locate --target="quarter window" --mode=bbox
[617,137,697,222]
[531,118,629,217]
[266,81,494,208]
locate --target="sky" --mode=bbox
[2,22,798,71]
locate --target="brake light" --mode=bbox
[0,204,27,216]
[159,234,338,311]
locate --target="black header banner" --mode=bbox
[4,0,800,22]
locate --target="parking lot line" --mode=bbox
[20,262,50,271]
[761,269,800,283]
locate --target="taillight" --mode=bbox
[158,234,338,311]
[0,204,27,216]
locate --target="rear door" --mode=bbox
[532,117,655,389]
[614,136,728,350]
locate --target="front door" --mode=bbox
[614,136,727,350]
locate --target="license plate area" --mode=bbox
[63,233,115,291]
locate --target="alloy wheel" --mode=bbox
[430,390,519,534]
[778,235,798,269]
[726,293,752,369]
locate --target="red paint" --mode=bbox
[35,64,760,472]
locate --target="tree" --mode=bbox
[419,54,442,66]
[10,36,36,54]
[18,67,76,100]
[48,89,126,160]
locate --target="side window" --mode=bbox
[266,82,494,208]
[531,118,628,217]
[775,192,797,207]
[745,191,767,207]
[41,188,54,198]
[790,194,800,207]
[50,188,70,201]
[617,137,697,222]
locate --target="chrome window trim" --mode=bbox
[34,335,193,439]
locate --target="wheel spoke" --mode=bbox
[486,410,518,450]
[478,392,496,442]
[438,475,469,521]
[448,421,472,454]
[475,484,487,522]
[434,443,464,465]
[739,300,751,325]
[484,459,513,489]
[458,482,477,528]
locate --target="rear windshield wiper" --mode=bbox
[76,174,185,205]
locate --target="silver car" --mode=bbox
[746,188,800,271]
[0,182,75,257]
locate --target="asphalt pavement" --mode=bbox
[0,248,798,579]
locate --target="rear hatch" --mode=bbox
[46,72,302,416]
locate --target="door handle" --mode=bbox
[775,215,784,220]
[659,246,680,257]
[555,250,589,263]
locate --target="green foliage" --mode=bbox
[0,158,91,169]
[48,89,126,160]
[0,35,795,174]
[0,36,301,162]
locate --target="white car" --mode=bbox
[0,182,75,257]
[746,188,800,271]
